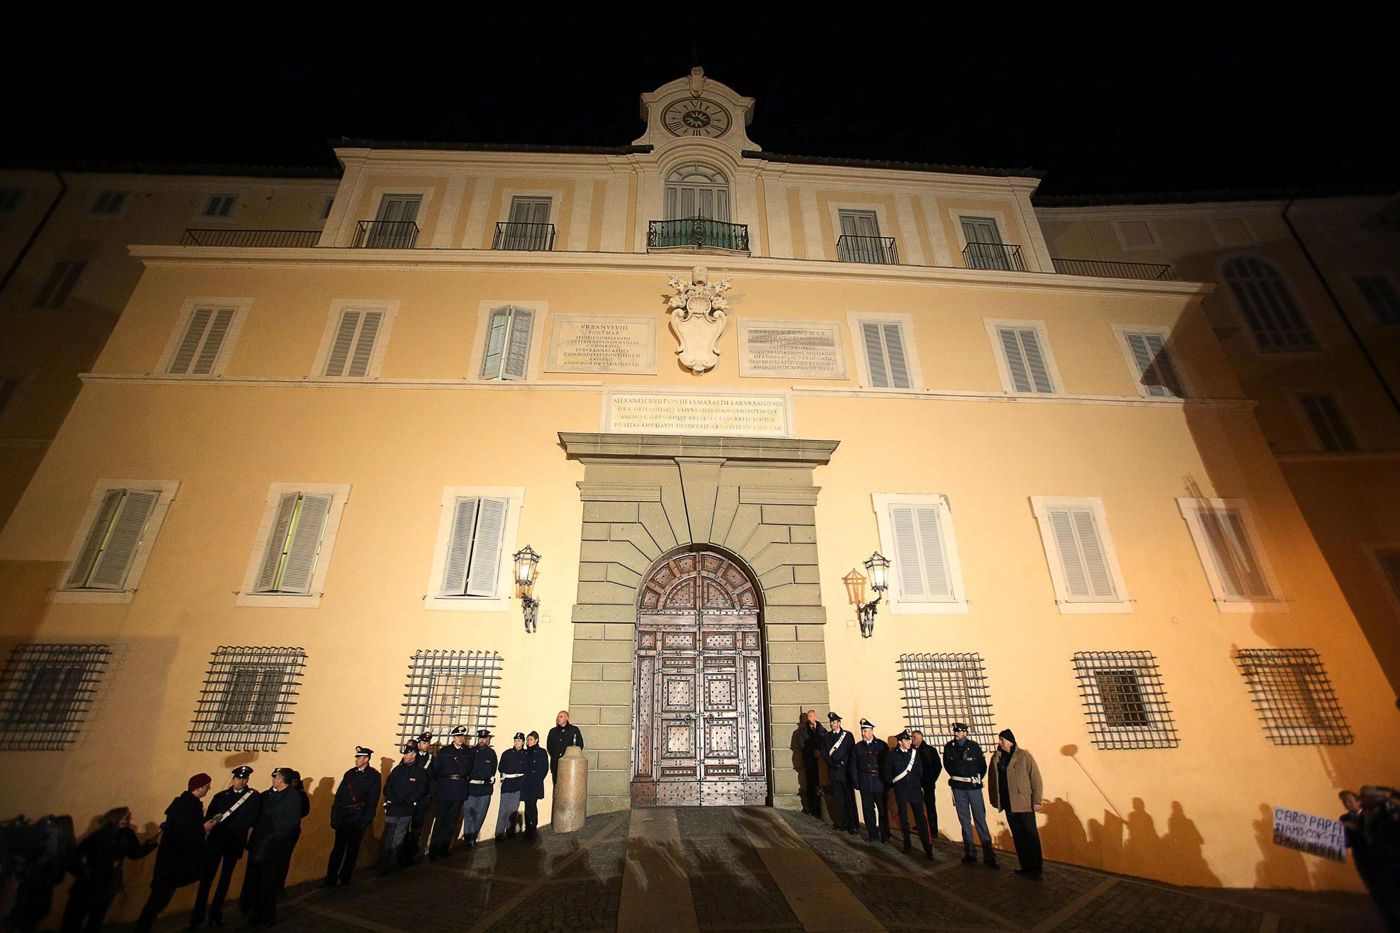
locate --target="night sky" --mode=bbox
[8,11,1395,198]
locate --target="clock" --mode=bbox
[661,98,732,138]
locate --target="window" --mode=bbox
[156,298,250,376]
[872,493,966,613]
[0,644,111,750]
[425,486,524,610]
[1235,648,1350,746]
[1221,256,1316,352]
[1029,496,1131,613]
[365,194,422,247]
[847,312,921,390]
[202,194,238,217]
[1355,275,1400,327]
[55,480,180,604]
[399,650,502,743]
[33,260,85,309]
[0,187,23,213]
[1177,497,1281,611]
[1297,393,1359,452]
[897,653,995,748]
[313,301,399,379]
[187,646,306,751]
[837,210,897,263]
[479,305,537,381]
[495,197,555,250]
[961,216,1016,270]
[89,191,128,216]
[986,319,1061,395]
[319,195,335,220]
[665,164,730,221]
[1072,651,1178,750]
[238,483,351,608]
[1113,326,1185,399]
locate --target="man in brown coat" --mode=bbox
[987,728,1043,879]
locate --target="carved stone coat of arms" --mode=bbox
[666,266,731,374]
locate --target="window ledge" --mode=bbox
[425,595,508,612]
[50,589,135,605]
[1056,601,1134,615]
[1215,599,1288,614]
[236,592,323,609]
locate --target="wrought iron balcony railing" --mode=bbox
[1051,258,1175,281]
[647,218,750,253]
[181,229,321,248]
[353,220,419,249]
[836,235,899,265]
[962,242,1027,271]
[493,221,557,251]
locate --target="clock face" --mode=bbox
[661,98,732,138]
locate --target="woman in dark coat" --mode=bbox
[60,807,158,933]
[135,774,214,933]
[522,731,550,839]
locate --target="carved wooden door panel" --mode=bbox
[632,552,767,807]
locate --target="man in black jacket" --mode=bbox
[379,745,428,873]
[910,730,941,840]
[853,719,889,843]
[462,730,499,846]
[546,711,584,785]
[135,774,214,933]
[522,731,550,839]
[400,731,435,865]
[323,746,381,888]
[190,766,260,928]
[943,724,997,867]
[429,726,474,861]
[884,731,935,858]
[821,712,858,834]
[242,767,305,925]
[797,710,826,818]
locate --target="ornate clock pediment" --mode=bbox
[635,67,760,153]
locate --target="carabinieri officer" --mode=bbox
[885,730,935,859]
[853,719,889,843]
[821,712,858,834]
[190,765,259,927]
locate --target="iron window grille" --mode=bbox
[399,650,502,744]
[1071,651,1179,750]
[1235,648,1351,746]
[897,653,995,747]
[188,646,306,752]
[0,644,111,750]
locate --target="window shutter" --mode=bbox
[324,310,360,377]
[999,327,1053,394]
[481,308,511,379]
[1299,395,1358,452]
[1020,329,1054,393]
[862,321,890,388]
[916,505,950,596]
[502,308,534,380]
[86,490,159,589]
[441,497,480,595]
[890,505,926,598]
[67,489,124,587]
[1126,332,1183,398]
[169,309,213,375]
[1072,509,1116,597]
[190,308,234,375]
[1048,508,1089,597]
[882,323,911,388]
[278,493,332,595]
[998,327,1033,393]
[1198,507,1269,598]
[345,311,383,378]
[1047,506,1115,600]
[889,503,951,600]
[715,188,730,222]
[465,497,509,597]
[255,494,300,592]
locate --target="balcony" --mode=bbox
[493,221,557,251]
[962,242,1027,271]
[181,229,321,248]
[648,219,750,254]
[836,235,899,265]
[1052,258,1175,281]
[353,220,419,249]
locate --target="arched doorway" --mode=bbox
[631,550,767,807]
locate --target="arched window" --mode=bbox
[1221,256,1316,351]
[664,164,730,221]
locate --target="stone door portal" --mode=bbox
[631,551,767,807]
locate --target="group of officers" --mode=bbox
[121,712,586,931]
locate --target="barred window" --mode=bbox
[1072,651,1179,750]
[1236,648,1351,746]
[897,653,995,747]
[399,650,502,744]
[0,644,111,750]
[188,647,306,752]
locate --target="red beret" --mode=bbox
[188,773,212,792]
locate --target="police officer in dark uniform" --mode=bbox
[523,731,550,839]
[461,729,498,846]
[943,723,997,867]
[429,726,474,861]
[400,731,435,865]
[323,746,381,888]
[853,719,890,843]
[190,766,260,928]
[885,730,936,858]
[821,712,858,834]
[240,767,304,926]
[910,730,942,841]
[379,743,429,874]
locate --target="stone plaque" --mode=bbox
[603,389,794,438]
[737,319,848,379]
[545,314,658,375]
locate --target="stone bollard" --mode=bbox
[552,745,588,833]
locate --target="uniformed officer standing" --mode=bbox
[522,731,550,839]
[821,712,858,834]
[190,766,260,928]
[241,767,304,926]
[943,723,997,867]
[323,746,381,888]
[853,719,890,843]
[379,744,429,874]
[910,730,942,841]
[461,729,499,846]
[400,731,435,865]
[428,726,474,861]
[495,732,528,839]
[884,731,936,858]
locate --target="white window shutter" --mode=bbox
[324,310,360,377]
[882,323,911,388]
[86,490,159,589]
[1019,328,1054,393]
[1200,508,1269,598]
[1072,509,1116,598]
[862,321,890,388]
[481,308,511,379]
[915,505,950,596]
[890,505,926,598]
[67,489,124,587]
[502,308,534,380]
[278,494,332,595]
[190,308,235,375]
[465,497,509,597]
[1048,507,1089,597]
[345,310,383,378]
[170,309,213,375]
[441,497,480,595]
[998,327,1033,393]
[889,503,951,600]
[255,494,300,592]
[1126,332,1183,397]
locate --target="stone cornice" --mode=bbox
[559,432,840,465]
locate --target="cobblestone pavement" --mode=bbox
[139,808,1382,933]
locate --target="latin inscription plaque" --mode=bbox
[737,319,848,379]
[545,315,658,375]
[603,389,794,438]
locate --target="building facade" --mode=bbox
[1,72,1395,917]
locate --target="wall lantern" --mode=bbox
[512,545,541,633]
[844,551,890,638]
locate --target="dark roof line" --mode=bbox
[1034,182,1398,207]
[0,159,341,179]
[334,139,654,156]
[742,150,1045,179]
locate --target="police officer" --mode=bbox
[190,766,260,927]
[523,731,550,839]
[241,767,304,926]
[495,733,528,839]
[324,746,381,888]
[910,730,942,841]
[379,744,429,874]
[821,712,858,834]
[400,731,435,865]
[943,723,997,867]
[429,726,474,861]
[462,729,498,846]
[853,719,890,843]
[885,731,936,859]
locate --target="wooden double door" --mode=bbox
[631,552,768,807]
